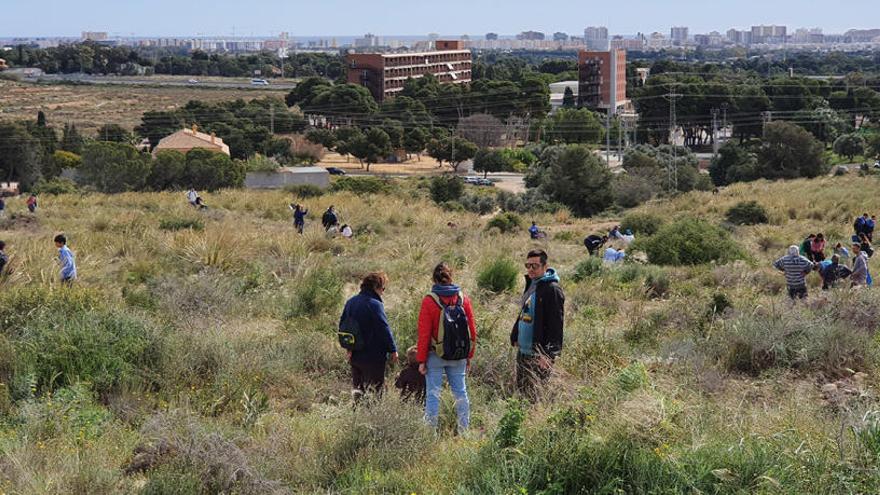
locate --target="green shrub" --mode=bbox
[495,399,526,448]
[14,309,161,396]
[477,257,519,293]
[331,176,393,195]
[572,257,603,282]
[31,177,78,195]
[159,217,205,231]
[459,193,496,215]
[288,265,343,318]
[621,212,664,236]
[632,217,742,266]
[283,183,325,198]
[485,212,523,234]
[142,466,201,495]
[429,175,464,204]
[725,201,769,225]
[643,266,670,299]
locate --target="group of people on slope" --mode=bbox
[776,215,876,299]
[290,203,353,238]
[0,234,76,286]
[583,225,634,263]
[0,193,39,218]
[337,249,565,431]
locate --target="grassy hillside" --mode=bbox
[2,174,880,493]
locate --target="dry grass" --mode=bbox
[0,80,274,134]
[1,174,880,492]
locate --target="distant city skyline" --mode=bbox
[1,0,878,38]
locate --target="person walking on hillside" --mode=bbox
[0,240,8,275]
[583,234,608,256]
[186,187,198,207]
[834,242,850,262]
[54,234,77,286]
[868,215,877,242]
[338,272,398,400]
[851,243,870,288]
[855,213,870,239]
[26,193,37,214]
[511,249,565,401]
[773,245,814,300]
[811,233,827,262]
[859,233,874,258]
[322,206,339,231]
[416,262,477,431]
[290,203,308,234]
[528,222,546,240]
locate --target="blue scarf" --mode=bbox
[431,284,461,297]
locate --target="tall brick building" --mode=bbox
[346,40,472,102]
[577,49,627,113]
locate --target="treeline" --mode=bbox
[2,42,345,78]
[0,97,311,192]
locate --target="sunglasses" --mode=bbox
[524,262,543,269]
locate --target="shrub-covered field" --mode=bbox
[3,174,880,493]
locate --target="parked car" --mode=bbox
[250,78,270,86]
[326,167,346,176]
[476,178,494,187]
[874,160,880,169]
[187,79,200,85]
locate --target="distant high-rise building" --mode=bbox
[793,28,823,44]
[516,31,545,41]
[485,32,499,41]
[553,32,569,42]
[578,49,627,113]
[354,33,381,48]
[346,40,472,102]
[751,25,787,44]
[727,29,752,45]
[584,26,609,50]
[670,27,689,44]
[81,31,108,41]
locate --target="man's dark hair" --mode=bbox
[527,249,548,265]
[360,271,388,293]
[54,234,66,245]
[0,240,5,250]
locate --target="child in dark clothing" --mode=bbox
[395,346,426,402]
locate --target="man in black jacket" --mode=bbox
[584,234,608,256]
[511,249,565,400]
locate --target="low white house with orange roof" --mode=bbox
[153,126,231,156]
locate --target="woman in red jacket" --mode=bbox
[417,262,477,430]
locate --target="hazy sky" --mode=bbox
[2,0,878,37]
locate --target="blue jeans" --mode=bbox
[425,352,469,430]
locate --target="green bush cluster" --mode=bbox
[477,257,519,294]
[485,212,523,234]
[284,183,325,198]
[620,212,664,236]
[330,176,394,195]
[159,217,205,231]
[632,217,742,266]
[725,201,769,225]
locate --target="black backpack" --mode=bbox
[428,292,472,361]
[337,315,365,351]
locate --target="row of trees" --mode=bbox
[2,43,346,79]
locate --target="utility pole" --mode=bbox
[270,104,275,134]
[762,111,773,137]
[720,102,729,132]
[711,107,720,158]
[664,86,682,191]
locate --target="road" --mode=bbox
[33,73,297,90]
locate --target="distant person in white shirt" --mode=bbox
[341,224,353,239]
[186,187,198,206]
[603,247,626,263]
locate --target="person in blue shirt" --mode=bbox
[338,272,398,399]
[290,203,308,234]
[528,222,546,240]
[54,234,76,286]
[603,246,626,263]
